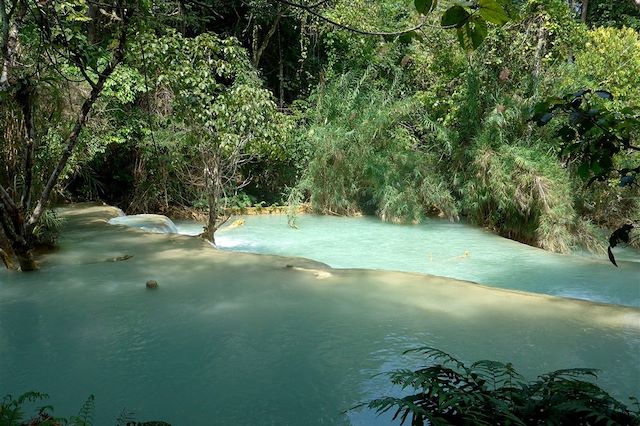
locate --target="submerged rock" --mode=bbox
[146,280,159,289]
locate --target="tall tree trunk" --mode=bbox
[581,0,589,23]
[203,152,221,245]
[26,20,129,234]
[278,24,284,108]
[0,3,131,271]
[87,2,97,44]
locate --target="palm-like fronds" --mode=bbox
[357,347,640,426]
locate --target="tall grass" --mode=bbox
[461,143,603,253]
[292,70,458,223]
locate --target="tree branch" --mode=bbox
[252,7,282,67]
[0,183,17,213]
[271,0,429,36]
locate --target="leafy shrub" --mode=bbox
[1,392,94,426]
[32,210,64,248]
[358,347,640,426]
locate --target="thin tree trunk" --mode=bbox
[87,2,97,44]
[532,24,546,86]
[0,0,26,89]
[203,153,221,245]
[278,24,284,108]
[17,82,35,211]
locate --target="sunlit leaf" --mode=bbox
[478,0,509,25]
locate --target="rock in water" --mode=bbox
[146,280,159,289]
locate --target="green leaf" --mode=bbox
[478,0,509,25]
[441,6,471,28]
[415,0,436,14]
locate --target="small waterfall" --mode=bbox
[108,214,179,234]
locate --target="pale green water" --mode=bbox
[1,206,639,425]
[176,215,640,307]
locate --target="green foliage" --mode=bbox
[533,89,639,262]
[358,347,640,426]
[0,392,93,426]
[586,0,640,30]
[568,27,640,109]
[32,209,64,248]
[293,70,458,222]
[533,89,639,185]
[414,0,510,50]
[0,392,170,426]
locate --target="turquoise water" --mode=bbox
[175,215,640,308]
[1,207,639,425]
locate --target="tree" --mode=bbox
[0,0,142,270]
[147,31,287,244]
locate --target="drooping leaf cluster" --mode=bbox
[533,90,639,263]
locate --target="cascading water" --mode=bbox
[108,214,179,234]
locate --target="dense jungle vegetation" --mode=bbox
[0,0,639,269]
